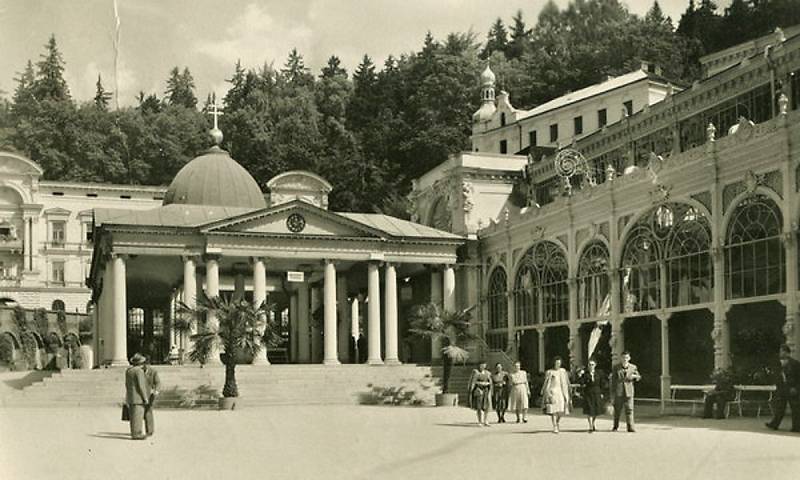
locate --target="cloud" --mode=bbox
[195,2,313,71]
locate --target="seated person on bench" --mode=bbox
[703,369,734,419]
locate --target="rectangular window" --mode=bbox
[529,130,537,147]
[549,124,558,143]
[51,221,66,246]
[624,100,634,117]
[52,261,65,284]
[574,116,583,135]
[83,223,93,243]
[598,108,607,127]
[499,139,508,154]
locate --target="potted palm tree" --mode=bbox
[408,303,476,406]
[178,293,277,410]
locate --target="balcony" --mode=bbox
[43,241,92,252]
[0,237,23,253]
[0,275,22,287]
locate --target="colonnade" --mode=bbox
[97,253,458,367]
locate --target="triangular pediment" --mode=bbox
[200,200,385,238]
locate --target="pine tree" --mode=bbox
[11,60,37,118]
[164,67,197,109]
[320,55,347,79]
[480,18,509,59]
[346,54,378,132]
[507,10,531,60]
[93,74,112,110]
[33,35,70,101]
[282,49,314,89]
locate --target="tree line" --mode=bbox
[0,0,797,214]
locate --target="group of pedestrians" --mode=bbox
[468,351,641,433]
[124,352,161,440]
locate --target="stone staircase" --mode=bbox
[432,365,475,405]
[0,364,443,408]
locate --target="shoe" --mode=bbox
[627,428,636,433]
[132,436,146,440]
[522,418,528,423]
[484,423,491,427]
[516,418,521,423]
[553,427,559,434]
[765,423,778,431]
[612,427,618,432]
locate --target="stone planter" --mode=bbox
[435,393,459,407]
[218,397,237,410]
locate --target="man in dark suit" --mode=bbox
[766,344,800,432]
[143,356,161,437]
[611,351,641,432]
[125,353,151,440]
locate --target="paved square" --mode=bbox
[1,405,799,480]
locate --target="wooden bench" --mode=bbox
[668,384,715,416]
[732,385,776,418]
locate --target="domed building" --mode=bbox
[88,127,463,367]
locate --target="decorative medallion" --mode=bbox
[286,213,306,233]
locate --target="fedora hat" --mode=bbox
[129,353,146,366]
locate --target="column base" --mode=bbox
[384,358,402,366]
[251,355,271,366]
[323,359,341,365]
[367,358,384,365]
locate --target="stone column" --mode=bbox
[252,257,269,365]
[109,255,128,366]
[205,256,222,365]
[384,263,400,365]
[23,217,32,271]
[567,277,581,367]
[367,262,383,365]
[782,234,798,355]
[289,293,298,363]
[323,260,340,365]
[537,327,546,373]
[297,282,311,363]
[443,265,456,311]
[182,256,197,360]
[711,248,729,369]
[609,271,623,363]
[658,313,672,411]
[336,275,349,362]
[351,298,360,363]
[430,268,443,362]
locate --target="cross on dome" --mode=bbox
[207,98,224,145]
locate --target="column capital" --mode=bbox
[202,252,222,262]
[181,254,201,263]
[250,256,267,265]
[109,252,128,261]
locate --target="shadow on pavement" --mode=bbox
[1,370,55,390]
[89,432,133,440]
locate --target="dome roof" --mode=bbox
[163,146,266,209]
[480,65,496,86]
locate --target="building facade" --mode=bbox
[0,151,163,313]
[470,63,675,156]
[412,26,800,400]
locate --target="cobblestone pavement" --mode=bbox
[1,405,799,480]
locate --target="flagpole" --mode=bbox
[112,0,121,111]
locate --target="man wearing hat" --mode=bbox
[143,356,161,437]
[125,353,151,440]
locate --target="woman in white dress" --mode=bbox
[506,362,530,423]
[541,356,571,433]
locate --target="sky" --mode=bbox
[0,0,727,107]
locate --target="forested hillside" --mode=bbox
[0,0,797,214]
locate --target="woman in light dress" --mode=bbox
[541,356,571,433]
[507,362,530,423]
[467,362,493,427]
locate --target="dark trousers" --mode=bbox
[703,392,728,419]
[494,392,508,420]
[613,395,634,430]
[768,395,799,431]
[145,404,155,436]
[128,404,146,439]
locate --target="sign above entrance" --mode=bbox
[287,271,305,283]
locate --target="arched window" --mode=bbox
[486,267,508,351]
[513,242,569,326]
[51,299,65,311]
[577,241,610,318]
[621,203,712,312]
[725,194,784,298]
[487,268,508,329]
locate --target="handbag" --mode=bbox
[121,403,130,421]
